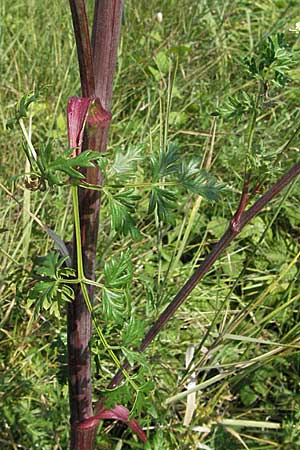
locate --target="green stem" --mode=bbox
[19,118,37,161]
[76,180,178,191]
[62,278,104,288]
[71,185,138,392]
[72,186,84,277]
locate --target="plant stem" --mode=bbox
[67,3,96,448]
[72,186,137,387]
[68,0,94,97]
[67,2,123,449]
[92,0,123,109]
[106,160,300,390]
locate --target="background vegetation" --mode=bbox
[1,0,300,448]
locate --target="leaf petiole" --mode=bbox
[71,185,139,393]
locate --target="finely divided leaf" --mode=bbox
[148,143,223,221]
[151,143,180,180]
[213,91,255,120]
[108,188,140,236]
[102,251,133,322]
[102,288,125,323]
[122,315,145,346]
[148,187,176,221]
[121,347,147,367]
[179,160,224,200]
[110,147,143,177]
[48,149,102,181]
[104,250,133,288]
[28,252,75,318]
[6,91,39,129]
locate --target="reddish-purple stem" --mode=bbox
[92,0,123,109]
[68,0,95,97]
[67,2,95,443]
[230,174,250,233]
[67,1,123,449]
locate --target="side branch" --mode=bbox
[107,161,300,390]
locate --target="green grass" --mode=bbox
[1,1,300,449]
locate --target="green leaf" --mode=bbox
[122,315,145,346]
[240,385,258,406]
[104,250,133,289]
[207,217,228,239]
[168,111,187,126]
[19,91,38,117]
[213,91,255,120]
[148,65,161,81]
[102,250,133,322]
[47,149,102,182]
[121,347,147,368]
[148,143,223,222]
[244,33,294,86]
[196,178,224,201]
[39,142,53,170]
[34,252,61,278]
[6,91,39,129]
[178,160,224,200]
[110,146,143,177]
[107,188,140,237]
[29,280,58,304]
[154,50,172,74]
[96,155,109,175]
[28,252,75,318]
[151,143,180,180]
[21,137,105,188]
[102,288,125,323]
[222,252,245,277]
[131,380,155,418]
[103,383,132,410]
[148,187,176,221]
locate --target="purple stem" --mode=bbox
[68,0,95,439]
[67,1,123,449]
[68,0,94,97]
[92,0,123,109]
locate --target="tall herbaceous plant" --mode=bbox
[3,1,300,449]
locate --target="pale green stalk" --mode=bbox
[77,180,178,191]
[20,112,35,259]
[165,346,285,405]
[19,118,37,161]
[220,419,281,429]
